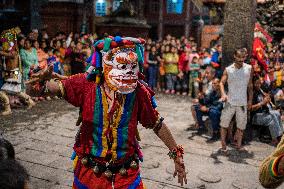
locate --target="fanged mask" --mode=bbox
[103,48,139,94]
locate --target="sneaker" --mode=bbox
[197,127,207,135]
[182,92,187,96]
[165,90,170,94]
[207,133,220,143]
[171,90,175,94]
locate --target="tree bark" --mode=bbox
[158,0,164,41]
[184,0,191,38]
[222,0,257,69]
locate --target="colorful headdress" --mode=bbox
[87,36,145,84]
[0,27,21,52]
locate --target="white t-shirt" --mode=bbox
[226,63,252,106]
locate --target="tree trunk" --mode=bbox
[184,0,192,38]
[158,0,164,41]
[222,0,257,69]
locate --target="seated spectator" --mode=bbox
[270,81,284,109]
[0,159,30,189]
[201,66,216,95]
[190,66,216,129]
[194,78,223,141]
[251,77,283,145]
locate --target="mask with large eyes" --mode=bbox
[103,49,139,94]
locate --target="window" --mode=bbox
[96,0,107,16]
[112,0,121,12]
[167,0,184,14]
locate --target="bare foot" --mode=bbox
[27,99,36,109]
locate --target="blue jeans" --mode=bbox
[195,105,221,132]
[165,74,177,90]
[148,65,158,89]
[252,110,284,139]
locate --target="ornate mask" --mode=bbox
[0,27,21,52]
[103,47,139,94]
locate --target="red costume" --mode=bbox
[60,37,162,189]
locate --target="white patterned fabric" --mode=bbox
[1,68,22,94]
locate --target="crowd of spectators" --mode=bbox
[12,29,97,101]
[143,33,284,145]
[1,28,284,146]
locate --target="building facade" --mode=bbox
[0,0,30,33]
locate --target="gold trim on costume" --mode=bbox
[58,81,65,98]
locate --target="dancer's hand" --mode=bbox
[25,65,54,85]
[173,157,187,186]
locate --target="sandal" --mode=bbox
[236,146,248,152]
[218,148,229,156]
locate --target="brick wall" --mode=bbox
[40,2,93,37]
[201,25,222,48]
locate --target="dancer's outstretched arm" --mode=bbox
[154,122,187,186]
[25,66,67,97]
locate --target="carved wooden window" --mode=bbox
[166,0,184,14]
[96,0,107,16]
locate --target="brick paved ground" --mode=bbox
[0,94,278,189]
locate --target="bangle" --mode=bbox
[168,145,184,160]
[153,117,164,134]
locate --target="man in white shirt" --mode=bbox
[219,48,253,153]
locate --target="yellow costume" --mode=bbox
[259,135,284,188]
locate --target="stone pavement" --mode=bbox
[0,94,279,189]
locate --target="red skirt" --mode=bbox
[72,160,145,189]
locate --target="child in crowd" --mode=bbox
[147,45,159,90]
[189,56,200,98]
[47,48,62,75]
